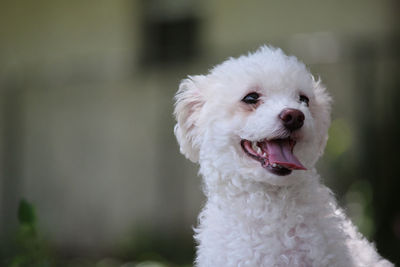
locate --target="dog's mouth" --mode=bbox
[241,138,306,176]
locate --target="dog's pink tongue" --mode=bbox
[264,140,306,170]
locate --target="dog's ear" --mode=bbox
[174,76,206,163]
[312,77,332,157]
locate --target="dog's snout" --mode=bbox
[279,108,305,131]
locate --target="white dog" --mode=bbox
[174,46,393,267]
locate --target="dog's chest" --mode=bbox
[199,195,324,266]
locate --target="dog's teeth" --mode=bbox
[252,142,258,150]
[272,163,277,167]
[257,147,262,154]
[263,152,267,157]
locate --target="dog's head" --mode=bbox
[174,46,331,186]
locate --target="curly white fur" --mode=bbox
[174,46,393,267]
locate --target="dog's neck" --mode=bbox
[199,164,333,228]
[200,163,320,199]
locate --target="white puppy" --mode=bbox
[174,46,392,267]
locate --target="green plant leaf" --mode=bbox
[17,199,36,226]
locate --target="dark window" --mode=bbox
[142,16,200,65]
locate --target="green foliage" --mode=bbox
[1,199,192,266]
[326,118,353,158]
[117,226,194,267]
[18,199,36,226]
[344,180,375,239]
[3,199,53,267]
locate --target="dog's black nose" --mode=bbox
[279,108,305,131]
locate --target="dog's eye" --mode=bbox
[299,94,309,106]
[242,92,260,104]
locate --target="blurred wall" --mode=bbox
[0,0,399,263]
[0,0,204,252]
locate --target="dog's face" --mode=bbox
[174,46,331,186]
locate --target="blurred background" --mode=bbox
[0,0,399,266]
